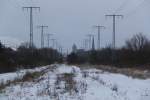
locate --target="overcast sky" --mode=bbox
[0,0,150,52]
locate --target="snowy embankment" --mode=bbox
[0,66,49,84]
[0,64,150,100]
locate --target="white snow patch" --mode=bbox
[0,64,150,100]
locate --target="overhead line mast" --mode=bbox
[46,33,53,48]
[22,7,40,48]
[94,25,105,50]
[105,14,123,49]
[37,25,48,48]
[105,14,123,62]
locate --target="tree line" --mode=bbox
[0,42,63,73]
[67,33,150,68]
[1,33,150,73]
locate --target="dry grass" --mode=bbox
[22,72,42,82]
[55,73,77,94]
[78,64,150,79]
[0,65,56,92]
[0,71,44,92]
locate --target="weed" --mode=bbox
[22,72,42,82]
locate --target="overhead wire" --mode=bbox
[102,0,130,29]
[125,0,147,18]
[114,0,130,14]
[111,0,148,24]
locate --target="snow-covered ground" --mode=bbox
[0,65,49,84]
[0,64,150,100]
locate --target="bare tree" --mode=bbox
[125,33,150,51]
[18,42,36,50]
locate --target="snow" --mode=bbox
[0,64,150,100]
[0,65,49,84]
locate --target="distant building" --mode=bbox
[72,44,77,53]
[92,36,95,50]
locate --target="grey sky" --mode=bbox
[0,0,150,51]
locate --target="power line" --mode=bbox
[115,0,147,27]
[83,39,89,50]
[55,40,60,51]
[46,33,53,48]
[51,39,56,49]
[93,25,105,50]
[22,7,40,48]
[37,25,48,48]
[86,34,94,50]
[114,0,147,20]
[114,0,130,14]
[125,0,147,18]
[110,0,148,32]
[106,14,123,62]
[105,14,123,49]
